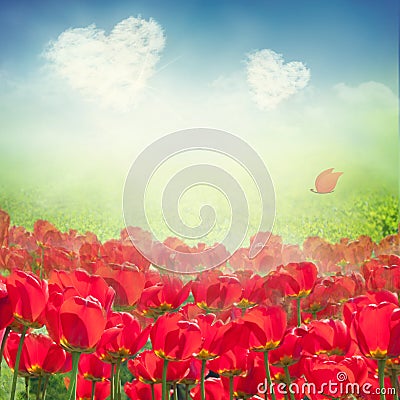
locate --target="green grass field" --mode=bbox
[0,179,397,246]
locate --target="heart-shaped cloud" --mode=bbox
[44,17,165,110]
[246,49,310,110]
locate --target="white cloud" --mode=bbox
[44,16,165,110]
[333,81,398,108]
[246,49,310,110]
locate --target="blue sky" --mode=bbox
[0,0,398,89]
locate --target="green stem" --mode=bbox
[10,325,28,400]
[0,326,11,376]
[66,352,80,400]
[311,311,317,320]
[115,359,121,400]
[173,383,178,400]
[263,351,276,400]
[162,359,169,400]
[25,377,30,400]
[91,381,96,400]
[110,363,115,400]
[40,246,44,280]
[185,384,189,400]
[36,375,42,400]
[390,370,399,400]
[283,365,295,400]
[42,375,50,400]
[229,375,234,400]
[296,298,301,327]
[151,383,155,400]
[377,359,386,400]
[200,359,206,400]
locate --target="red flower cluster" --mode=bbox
[0,209,398,400]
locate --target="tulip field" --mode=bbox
[0,206,398,400]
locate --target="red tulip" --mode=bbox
[302,236,342,274]
[143,270,166,286]
[267,262,318,299]
[301,319,351,356]
[41,247,78,275]
[79,353,111,381]
[48,269,115,313]
[65,375,110,400]
[150,312,202,361]
[251,232,284,273]
[235,271,267,309]
[78,242,103,274]
[242,305,287,351]
[137,275,191,318]
[124,379,162,400]
[353,302,400,359]
[231,233,290,273]
[25,333,68,375]
[5,332,67,376]
[208,346,248,377]
[282,243,304,265]
[46,293,107,353]
[96,312,151,363]
[378,254,400,267]
[151,236,229,273]
[0,247,33,272]
[325,274,363,304]
[0,281,13,330]
[340,235,374,268]
[180,302,206,320]
[362,256,398,281]
[229,352,266,398]
[343,291,399,328]
[95,263,145,309]
[0,209,9,247]
[301,282,330,316]
[127,350,191,383]
[363,258,400,295]
[192,272,242,311]
[191,377,227,400]
[100,238,151,271]
[7,270,48,328]
[178,358,203,386]
[302,355,368,398]
[269,327,306,367]
[305,304,344,323]
[229,248,258,271]
[4,331,30,377]
[213,306,243,324]
[194,313,231,360]
[194,312,232,400]
[33,219,64,247]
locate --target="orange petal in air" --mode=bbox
[314,168,343,193]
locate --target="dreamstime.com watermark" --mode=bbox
[257,372,397,396]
